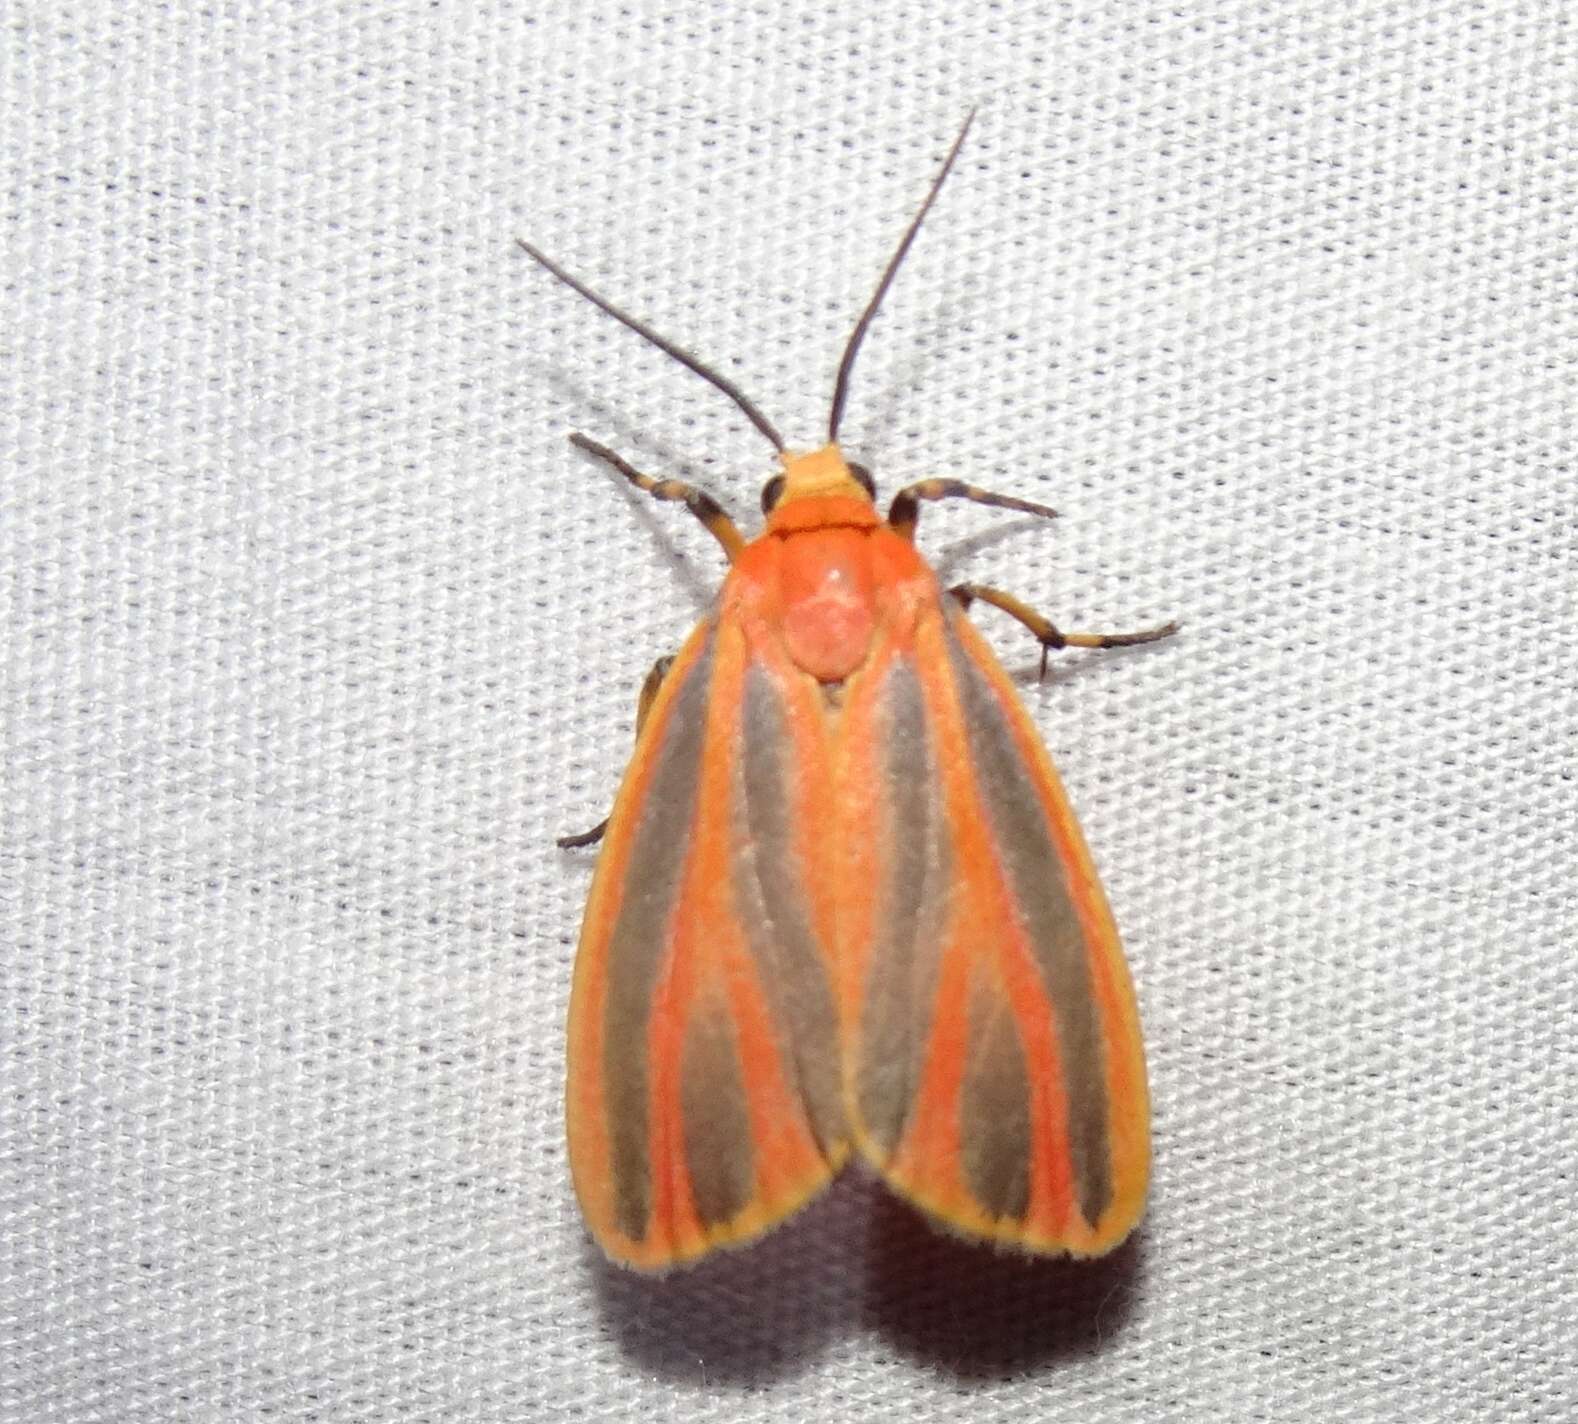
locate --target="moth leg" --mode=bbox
[950,583,1179,680]
[570,433,744,562]
[887,478,1058,541]
[557,654,676,849]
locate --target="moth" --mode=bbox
[523,113,1175,1270]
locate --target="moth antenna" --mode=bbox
[516,237,786,453]
[827,109,976,443]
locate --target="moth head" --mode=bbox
[761,447,876,514]
[760,445,882,533]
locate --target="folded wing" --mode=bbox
[566,616,848,1269]
[837,601,1149,1256]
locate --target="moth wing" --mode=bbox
[837,600,1149,1256]
[566,615,848,1270]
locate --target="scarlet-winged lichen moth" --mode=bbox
[521,112,1177,1271]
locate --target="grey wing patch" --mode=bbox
[679,993,755,1227]
[942,610,1112,1229]
[599,628,717,1241]
[959,968,1033,1220]
[854,656,952,1159]
[729,662,844,1156]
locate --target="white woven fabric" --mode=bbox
[4,3,1574,1419]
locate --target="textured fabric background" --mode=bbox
[4,3,1574,1420]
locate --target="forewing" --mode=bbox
[838,601,1149,1256]
[566,616,847,1269]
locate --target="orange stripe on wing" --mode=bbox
[916,612,1084,1243]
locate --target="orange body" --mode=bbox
[566,445,1150,1269]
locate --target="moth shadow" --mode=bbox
[589,1172,1144,1386]
[931,512,1062,585]
[533,365,751,609]
[589,1185,861,1385]
[865,1194,1147,1380]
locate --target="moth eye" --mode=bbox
[846,462,876,499]
[760,475,786,514]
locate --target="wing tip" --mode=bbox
[583,1144,853,1273]
[848,1118,1147,1261]
[876,1171,1147,1260]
